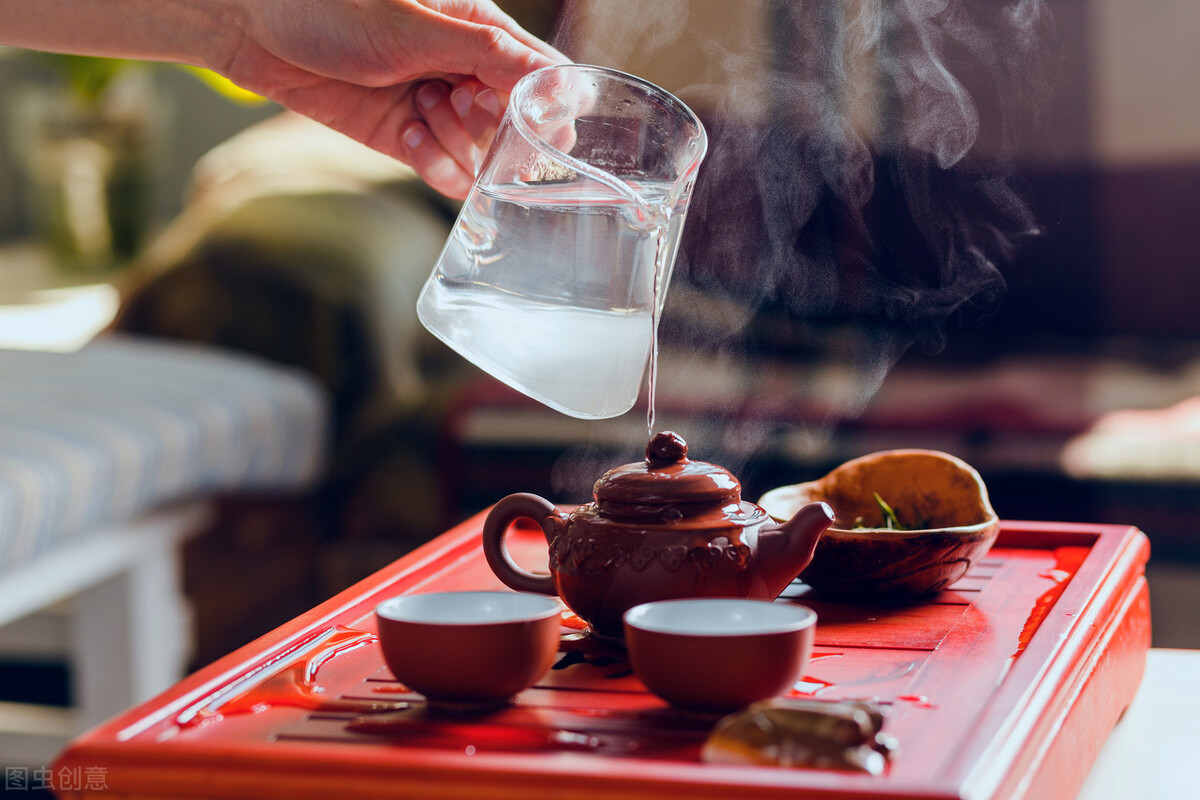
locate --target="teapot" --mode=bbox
[482,431,835,638]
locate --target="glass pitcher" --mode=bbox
[416,64,708,419]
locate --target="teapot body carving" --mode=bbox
[482,433,834,638]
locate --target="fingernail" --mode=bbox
[450,87,473,117]
[417,83,442,111]
[476,89,500,116]
[403,125,425,148]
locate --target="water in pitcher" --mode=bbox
[417,179,684,420]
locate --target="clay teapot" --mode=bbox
[482,431,834,638]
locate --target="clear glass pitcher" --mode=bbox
[416,64,708,419]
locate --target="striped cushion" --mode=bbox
[0,334,329,575]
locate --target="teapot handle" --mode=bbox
[482,493,565,596]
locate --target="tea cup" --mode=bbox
[375,591,562,707]
[623,598,816,714]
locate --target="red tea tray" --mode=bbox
[54,515,1150,799]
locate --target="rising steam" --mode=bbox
[547,0,1055,491]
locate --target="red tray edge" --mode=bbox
[55,519,1152,800]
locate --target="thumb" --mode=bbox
[409,14,559,92]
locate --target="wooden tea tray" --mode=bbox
[54,515,1150,799]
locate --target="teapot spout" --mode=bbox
[756,502,834,597]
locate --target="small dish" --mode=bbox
[623,598,816,714]
[374,591,562,708]
[760,449,1000,601]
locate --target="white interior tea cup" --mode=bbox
[623,598,817,713]
[375,591,562,707]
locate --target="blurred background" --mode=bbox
[0,0,1196,720]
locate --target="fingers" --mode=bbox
[464,4,571,67]
[399,120,475,200]
[415,80,483,175]
[448,80,503,148]
[271,72,499,199]
[507,27,570,67]
[423,0,571,67]
[400,78,507,200]
[267,75,478,199]
[236,0,571,199]
[406,13,559,93]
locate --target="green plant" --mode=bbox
[23,50,265,107]
[33,53,136,107]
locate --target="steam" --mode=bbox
[547,0,1054,492]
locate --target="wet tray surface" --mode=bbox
[55,516,1150,799]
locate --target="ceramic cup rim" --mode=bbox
[623,598,817,637]
[375,590,562,627]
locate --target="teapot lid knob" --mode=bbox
[594,430,741,513]
[646,431,688,467]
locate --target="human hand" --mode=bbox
[214,0,569,198]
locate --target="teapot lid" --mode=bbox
[593,431,741,517]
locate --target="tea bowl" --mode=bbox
[374,591,562,707]
[623,598,816,714]
[760,449,1000,601]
